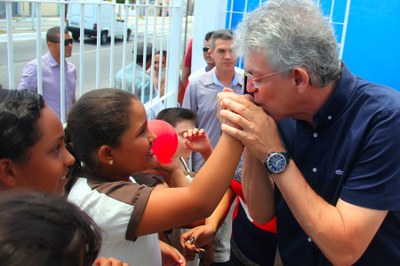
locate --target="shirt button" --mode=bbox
[313,133,318,138]
[312,168,317,173]
[307,237,312,242]
[328,115,332,120]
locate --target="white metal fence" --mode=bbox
[1,0,186,123]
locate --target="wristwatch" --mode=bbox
[264,151,292,174]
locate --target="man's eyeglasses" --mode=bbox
[202,46,211,52]
[50,39,74,46]
[245,70,286,89]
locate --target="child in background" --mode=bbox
[65,88,243,265]
[156,107,212,176]
[147,50,167,97]
[156,107,214,265]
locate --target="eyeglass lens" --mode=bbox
[202,47,210,52]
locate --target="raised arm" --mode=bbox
[216,91,392,265]
[136,132,243,236]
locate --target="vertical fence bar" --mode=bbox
[35,2,43,95]
[79,1,85,97]
[95,3,101,89]
[166,0,183,106]
[6,1,14,89]
[120,0,129,89]
[60,3,66,123]
[109,0,116,87]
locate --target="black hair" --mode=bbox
[0,191,101,266]
[0,89,45,164]
[204,31,215,41]
[46,26,69,43]
[155,50,167,58]
[155,107,198,128]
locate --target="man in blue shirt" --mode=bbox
[183,29,244,171]
[115,41,156,104]
[217,0,400,265]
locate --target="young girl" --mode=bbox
[0,89,74,196]
[65,88,243,265]
[0,89,129,266]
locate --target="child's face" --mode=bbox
[110,100,158,175]
[173,120,196,161]
[10,106,75,196]
[154,54,166,73]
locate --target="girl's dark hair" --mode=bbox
[0,191,101,266]
[65,88,139,187]
[0,89,45,164]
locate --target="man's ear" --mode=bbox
[293,67,311,93]
[0,159,17,188]
[98,145,114,166]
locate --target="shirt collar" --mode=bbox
[45,52,61,68]
[313,63,357,128]
[211,67,242,88]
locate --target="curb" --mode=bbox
[0,32,46,42]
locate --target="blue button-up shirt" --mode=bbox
[277,64,400,265]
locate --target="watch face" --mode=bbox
[267,153,287,173]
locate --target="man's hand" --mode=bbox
[217,90,284,161]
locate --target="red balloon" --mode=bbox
[148,119,178,164]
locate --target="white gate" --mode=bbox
[1,0,186,123]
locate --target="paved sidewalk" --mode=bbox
[0,16,61,42]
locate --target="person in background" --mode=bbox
[183,29,244,171]
[188,31,216,83]
[148,50,168,97]
[218,0,400,265]
[183,29,244,266]
[64,88,243,265]
[18,26,76,119]
[181,38,193,95]
[156,107,213,176]
[0,89,74,196]
[180,32,216,105]
[181,158,278,266]
[115,41,157,104]
[147,50,184,99]
[156,107,214,266]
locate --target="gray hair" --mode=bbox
[234,0,341,87]
[210,29,233,49]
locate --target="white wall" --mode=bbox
[191,0,227,72]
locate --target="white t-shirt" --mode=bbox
[68,177,161,265]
